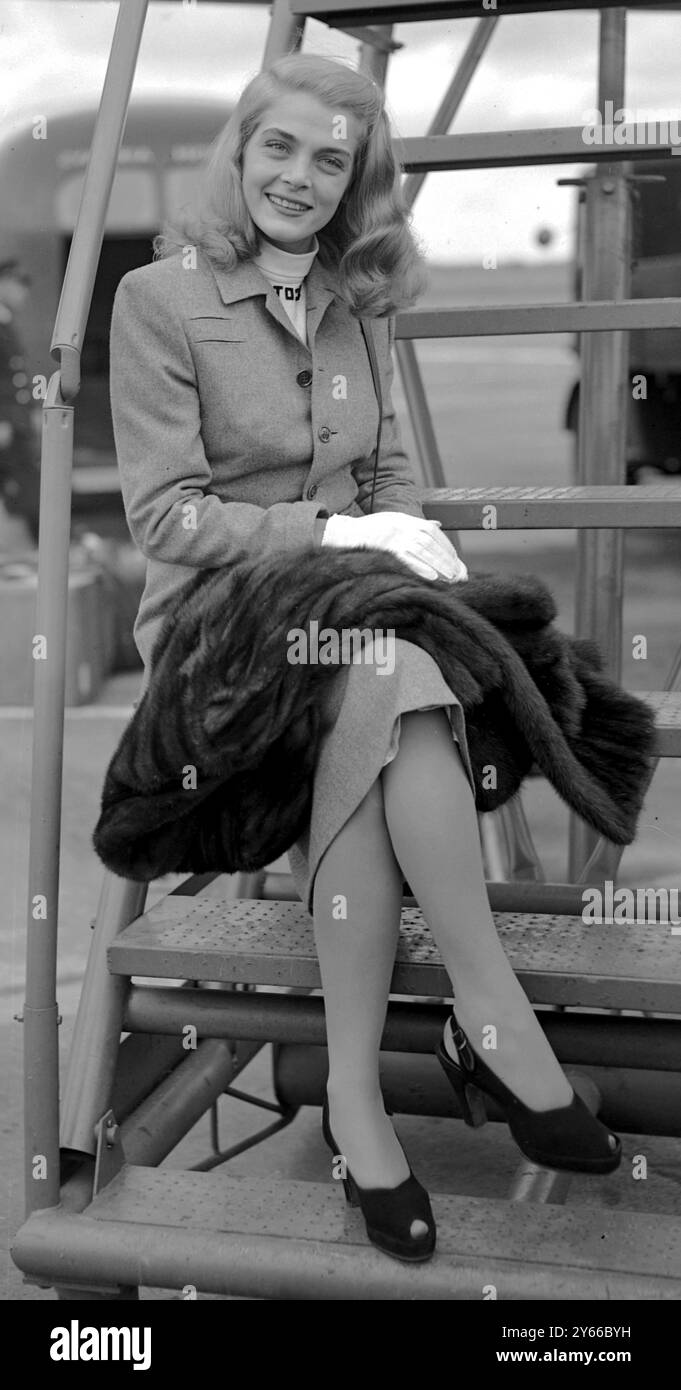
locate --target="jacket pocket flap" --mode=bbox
[188,317,245,343]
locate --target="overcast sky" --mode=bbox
[2,1,681,262]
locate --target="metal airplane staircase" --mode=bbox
[11,1,681,1300]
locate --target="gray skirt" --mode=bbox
[287,637,477,915]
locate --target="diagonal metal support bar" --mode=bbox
[496,799,546,883]
[61,872,147,1158]
[394,13,499,506]
[395,15,499,495]
[400,17,498,210]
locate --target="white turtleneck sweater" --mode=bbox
[252,232,319,346]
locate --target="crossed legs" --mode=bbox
[311,707,572,1194]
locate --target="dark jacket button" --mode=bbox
[297,370,312,387]
[307,484,318,499]
[317,426,331,443]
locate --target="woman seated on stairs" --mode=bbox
[109,52,621,1266]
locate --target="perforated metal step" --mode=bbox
[13,1165,681,1299]
[109,898,681,1012]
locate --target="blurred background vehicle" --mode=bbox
[0,94,232,540]
[0,95,232,673]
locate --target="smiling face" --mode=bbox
[241,92,363,254]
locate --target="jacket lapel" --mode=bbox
[304,257,342,351]
[205,251,341,352]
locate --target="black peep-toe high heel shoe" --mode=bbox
[321,1094,436,1263]
[436,1011,622,1174]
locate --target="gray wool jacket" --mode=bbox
[108,247,426,685]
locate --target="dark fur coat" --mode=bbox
[92,546,657,882]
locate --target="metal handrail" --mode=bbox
[23,0,149,1221]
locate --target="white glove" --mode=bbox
[322,510,468,583]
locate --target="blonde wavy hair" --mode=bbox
[153,52,429,318]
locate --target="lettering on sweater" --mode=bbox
[271,283,303,302]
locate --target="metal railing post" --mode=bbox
[23,0,150,1220]
[23,376,74,1214]
[263,0,306,65]
[569,6,631,879]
